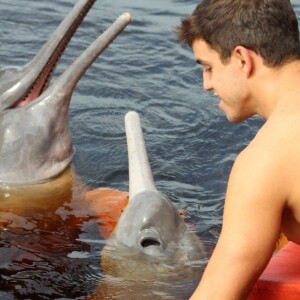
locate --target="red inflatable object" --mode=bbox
[248,242,300,299]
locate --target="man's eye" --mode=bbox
[204,67,212,73]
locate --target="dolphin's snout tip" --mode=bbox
[121,12,132,23]
[125,111,139,123]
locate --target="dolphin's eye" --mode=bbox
[140,238,161,248]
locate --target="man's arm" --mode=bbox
[190,145,286,299]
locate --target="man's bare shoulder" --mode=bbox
[232,113,300,238]
[242,113,300,165]
[226,114,300,207]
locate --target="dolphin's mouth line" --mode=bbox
[11,0,96,109]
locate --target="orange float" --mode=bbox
[248,242,300,299]
[84,188,129,239]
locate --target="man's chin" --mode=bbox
[219,102,252,123]
[226,112,252,123]
[226,116,243,123]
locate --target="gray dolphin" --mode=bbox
[99,112,206,299]
[0,0,131,184]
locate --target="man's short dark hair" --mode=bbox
[176,0,300,66]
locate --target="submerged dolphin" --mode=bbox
[98,112,206,299]
[0,0,131,184]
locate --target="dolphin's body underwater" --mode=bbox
[0,0,131,184]
[98,112,206,299]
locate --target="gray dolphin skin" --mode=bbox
[0,0,131,184]
[101,111,206,286]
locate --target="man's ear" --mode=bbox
[232,46,253,77]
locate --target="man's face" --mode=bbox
[192,39,254,123]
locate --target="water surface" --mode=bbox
[1,0,298,299]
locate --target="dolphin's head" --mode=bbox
[0,0,131,184]
[101,112,205,284]
[114,189,187,257]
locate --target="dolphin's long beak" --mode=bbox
[51,13,131,100]
[0,0,97,111]
[125,111,156,199]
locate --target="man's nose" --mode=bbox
[203,74,213,92]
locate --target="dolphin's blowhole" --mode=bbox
[140,237,161,248]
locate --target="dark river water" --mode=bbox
[1,0,300,299]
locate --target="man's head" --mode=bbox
[177,0,300,67]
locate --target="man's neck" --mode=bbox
[249,59,300,119]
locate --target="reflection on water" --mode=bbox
[1,0,297,298]
[0,168,100,299]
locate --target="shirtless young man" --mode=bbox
[176,0,300,299]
